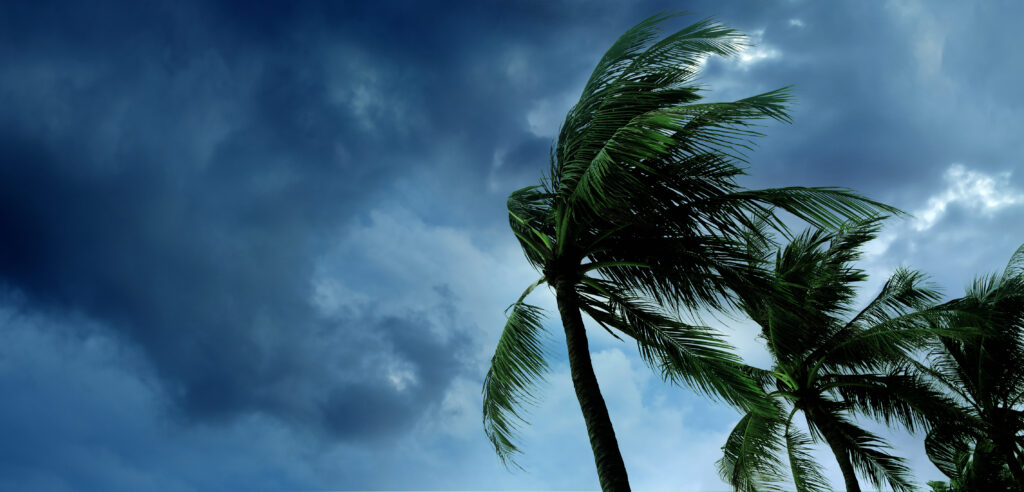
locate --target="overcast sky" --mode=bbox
[1,1,1023,491]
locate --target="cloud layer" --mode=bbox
[1,0,1022,490]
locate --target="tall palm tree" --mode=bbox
[482,14,897,492]
[717,220,954,492]
[922,244,1024,492]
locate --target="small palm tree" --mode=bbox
[921,244,1024,492]
[717,219,954,492]
[482,14,897,492]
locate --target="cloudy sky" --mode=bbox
[1,1,1022,490]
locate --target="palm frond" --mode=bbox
[507,186,556,270]
[818,315,949,372]
[563,88,794,216]
[577,278,771,414]
[825,371,960,433]
[846,267,943,330]
[823,416,917,492]
[784,424,831,492]
[1002,243,1024,279]
[717,411,788,492]
[483,297,551,467]
[925,426,975,479]
[728,187,902,231]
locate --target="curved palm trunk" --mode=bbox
[812,416,861,492]
[554,279,631,492]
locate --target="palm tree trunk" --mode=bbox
[813,417,861,492]
[554,279,631,492]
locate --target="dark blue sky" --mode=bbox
[1,1,1022,490]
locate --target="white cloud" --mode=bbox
[914,163,1024,231]
[734,29,782,70]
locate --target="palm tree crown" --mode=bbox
[922,244,1024,491]
[717,219,953,492]
[483,13,898,491]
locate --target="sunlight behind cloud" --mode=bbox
[734,29,781,69]
[914,163,1024,231]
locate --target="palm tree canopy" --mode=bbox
[923,244,1024,488]
[484,13,900,467]
[718,220,955,492]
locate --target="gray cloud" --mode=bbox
[1,1,1022,490]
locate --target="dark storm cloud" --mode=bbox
[695,1,1024,202]
[0,0,487,435]
[2,0,1023,489]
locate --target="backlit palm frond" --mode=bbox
[822,415,916,492]
[562,88,793,217]
[826,371,959,434]
[1004,243,1024,278]
[483,290,551,467]
[925,425,976,479]
[577,277,769,414]
[625,16,746,85]
[560,14,742,170]
[784,425,831,492]
[552,14,787,218]
[728,186,901,232]
[920,245,1024,488]
[507,186,556,270]
[590,232,766,313]
[817,311,948,373]
[718,411,788,492]
[846,267,944,330]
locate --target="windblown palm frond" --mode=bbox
[482,294,550,466]
[784,425,831,492]
[576,277,770,413]
[823,416,915,492]
[828,371,956,433]
[718,410,789,492]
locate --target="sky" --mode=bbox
[1,0,1022,490]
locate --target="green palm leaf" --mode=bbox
[717,411,788,492]
[576,278,770,414]
[817,414,916,492]
[784,424,831,492]
[482,295,550,466]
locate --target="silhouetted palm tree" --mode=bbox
[482,14,897,492]
[717,220,953,492]
[922,244,1024,492]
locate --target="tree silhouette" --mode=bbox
[922,244,1024,492]
[482,13,897,491]
[718,220,954,492]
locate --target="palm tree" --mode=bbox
[921,244,1024,492]
[717,219,955,492]
[482,14,897,492]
